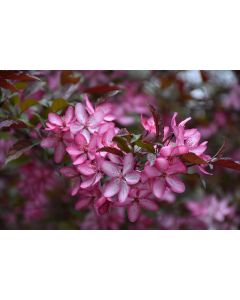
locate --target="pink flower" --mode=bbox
[187,195,235,224]
[66,132,97,165]
[101,153,140,203]
[70,101,108,140]
[143,156,187,198]
[41,106,75,163]
[170,112,208,156]
[126,184,158,222]
[59,166,81,196]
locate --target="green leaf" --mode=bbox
[113,136,131,153]
[134,140,155,153]
[50,98,68,112]
[20,98,38,112]
[130,134,142,143]
[97,147,123,156]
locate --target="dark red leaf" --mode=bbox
[212,158,240,171]
[60,71,80,85]
[5,140,36,165]
[0,79,18,92]
[181,153,207,165]
[200,70,209,82]
[84,84,122,95]
[149,105,161,139]
[0,119,27,130]
[97,147,123,156]
[0,71,39,81]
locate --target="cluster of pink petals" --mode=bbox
[18,162,59,222]
[41,97,211,222]
[186,195,236,226]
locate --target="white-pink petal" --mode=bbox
[60,166,78,177]
[127,202,140,222]
[48,113,63,126]
[123,153,134,175]
[103,178,121,198]
[155,157,169,172]
[101,160,121,177]
[125,171,140,185]
[166,175,185,193]
[54,142,65,163]
[118,180,130,203]
[64,106,74,124]
[139,199,158,211]
[75,103,88,124]
[75,132,88,147]
[40,137,57,148]
[153,178,166,199]
[73,153,87,165]
[77,162,95,176]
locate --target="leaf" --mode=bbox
[0,119,28,129]
[0,78,18,92]
[84,84,122,95]
[50,98,68,112]
[212,158,240,171]
[0,71,40,81]
[181,153,207,165]
[113,136,131,153]
[5,140,37,165]
[134,140,155,153]
[97,147,123,157]
[60,71,81,85]
[20,98,38,112]
[199,70,209,82]
[130,134,142,143]
[213,139,227,159]
[149,105,161,139]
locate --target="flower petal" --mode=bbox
[166,175,185,193]
[80,175,96,188]
[75,132,88,147]
[70,123,84,135]
[123,153,134,175]
[127,202,140,222]
[155,157,169,172]
[139,199,158,211]
[77,162,95,176]
[71,178,81,196]
[60,166,78,177]
[48,112,63,126]
[160,145,173,157]
[54,142,65,163]
[64,106,74,124]
[73,153,87,165]
[118,180,130,203]
[75,103,88,124]
[103,178,120,198]
[40,137,57,148]
[101,160,121,177]
[144,165,161,178]
[66,145,83,156]
[125,171,140,185]
[153,178,166,199]
[75,198,91,210]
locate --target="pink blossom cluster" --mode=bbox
[186,195,236,229]
[41,97,211,222]
[18,162,58,222]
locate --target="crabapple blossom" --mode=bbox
[101,153,141,203]
[40,97,219,223]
